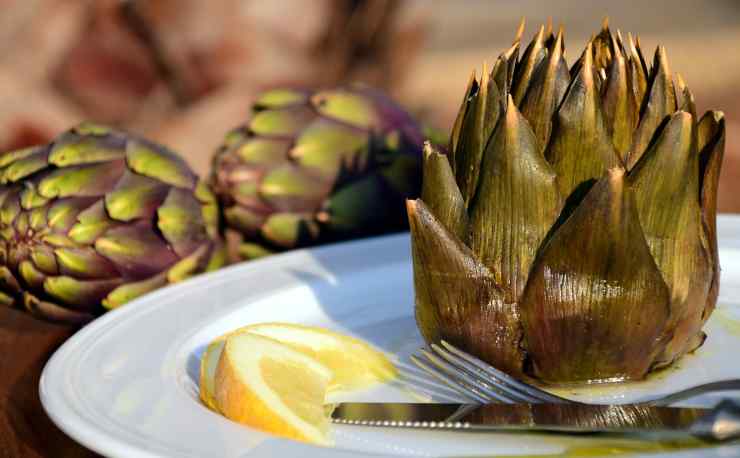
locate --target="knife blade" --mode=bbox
[330,400,740,442]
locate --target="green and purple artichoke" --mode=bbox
[211,85,424,260]
[0,123,225,323]
[409,21,725,383]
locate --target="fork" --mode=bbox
[411,340,740,406]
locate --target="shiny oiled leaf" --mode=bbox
[448,71,477,163]
[455,68,493,205]
[602,34,638,160]
[519,29,570,151]
[520,169,671,383]
[545,42,621,198]
[511,26,546,105]
[627,47,677,169]
[408,199,524,376]
[697,111,725,324]
[627,112,712,364]
[468,96,560,301]
[420,143,468,240]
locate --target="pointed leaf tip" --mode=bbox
[469,96,560,301]
[421,144,468,240]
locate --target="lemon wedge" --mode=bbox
[243,322,397,393]
[200,322,397,410]
[214,332,334,445]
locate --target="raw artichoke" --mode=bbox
[211,85,423,260]
[409,20,725,384]
[0,123,226,324]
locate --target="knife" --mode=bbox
[331,400,740,442]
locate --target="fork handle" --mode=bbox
[690,399,740,442]
[652,379,740,406]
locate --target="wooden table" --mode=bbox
[0,307,97,458]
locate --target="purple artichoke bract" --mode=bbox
[211,85,424,260]
[0,123,226,324]
[409,21,725,383]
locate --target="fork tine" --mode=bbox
[410,354,489,403]
[419,348,514,404]
[420,349,516,403]
[429,343,539,403]
[440,340,571,404]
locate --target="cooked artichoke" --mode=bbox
[409,20,725,383]
[0,123,226,324]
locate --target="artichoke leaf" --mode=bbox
[448,71,478,163]
[102,272,167,310]
[167,244,210,283]
[261,212,319,248]
[0,146,38,169]
[105,171,170,222]
[157,188,207,258]
[292,119,368,177]
[520,169,671,383]
[420,143,468,241]
[95,224,179,278]
[675,74,697,121]
[47,197,98,231]
[126,140,197,189]
[545,41,621,198]
[311,89,379,130]
[627,111,712,364]
[696,111,725,324]
[43,276,122,310]
[49,136,125,166]
[454,66,495,205]
[408,199,524,377]
[68,201,115,244]
[23,292,93,324]
[511,25,546,106]
[627,46,677,169]
[469,95,560,302]
[519,29,570,152]
[1,148,49,184]
[38,160,126,198]
[254,88,308,109]
[259,164,328,212]
[602,33,638,160]
[55,247,119,279]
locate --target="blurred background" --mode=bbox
[1,0,739,211]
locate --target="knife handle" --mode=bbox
[689,399,740,442]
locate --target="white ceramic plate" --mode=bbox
[41,216,740,458]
